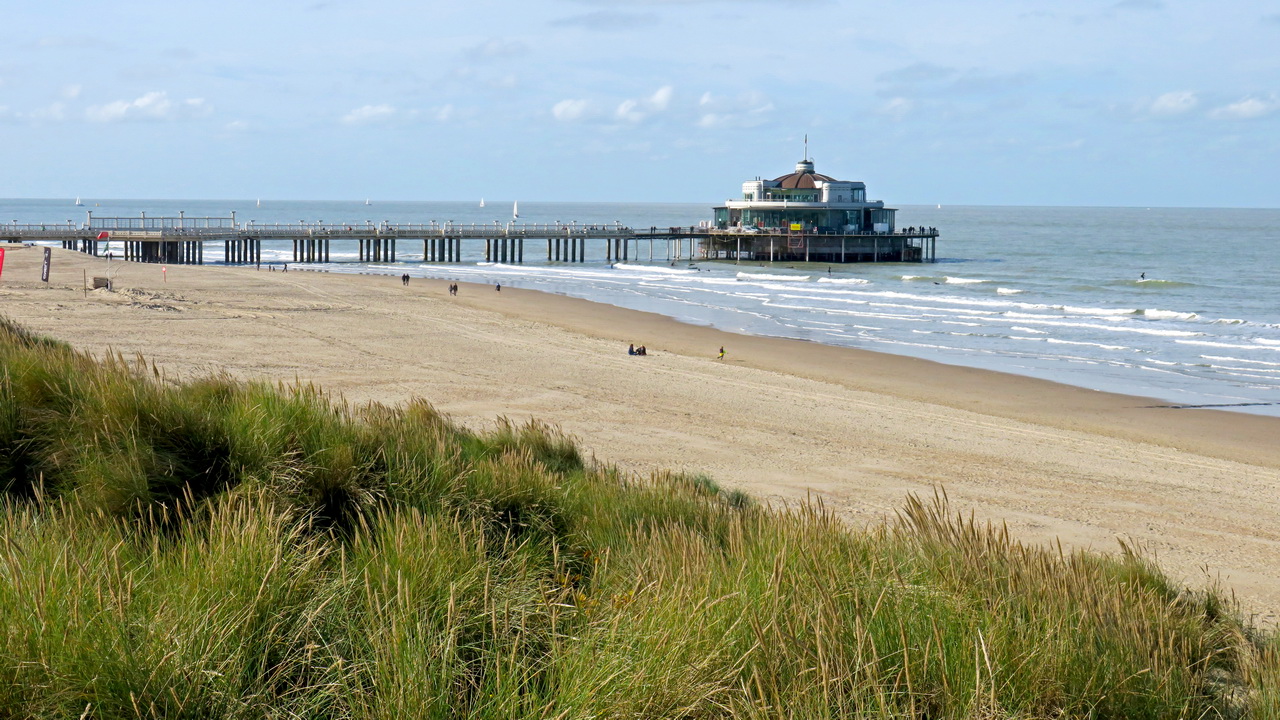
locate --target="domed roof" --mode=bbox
[772,160,835,189]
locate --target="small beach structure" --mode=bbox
[707,156,937,263]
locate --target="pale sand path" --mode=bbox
[4,246,1278,622]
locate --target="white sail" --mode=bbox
[365,198,371,205]
[479,198,485,208]
[75,196,83,206]
[513,201,519,220]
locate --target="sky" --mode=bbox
[2,0,1278,207]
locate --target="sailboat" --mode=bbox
[74,196,83,206]
[256,198,261,207]
[365,198,371,206]
[512,201,519,221]
[479,198,485,208]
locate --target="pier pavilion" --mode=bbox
[703,159,936,263]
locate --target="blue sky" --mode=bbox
[2,0,1278,207]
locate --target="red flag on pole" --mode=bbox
[97,231,110,240]
[0,247,6,280]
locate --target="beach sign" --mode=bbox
[42,247,51,282]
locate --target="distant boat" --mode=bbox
[479,198,485,208]
[365,198,371,206]
[74,197,83,206]
[937,204,941,209]
[256,198,261,207]
[513,201,519,220]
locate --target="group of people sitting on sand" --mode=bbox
[627,344,648,356]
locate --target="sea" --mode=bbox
[7,198,1280,417]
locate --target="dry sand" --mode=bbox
[4,246,1279,622]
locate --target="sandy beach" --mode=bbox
[5,245,1279,622]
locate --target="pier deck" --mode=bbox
[2,214,938,266]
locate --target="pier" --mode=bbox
[2,212,938,266]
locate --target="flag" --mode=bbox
[96,231,110,239]
[0,247,5,280]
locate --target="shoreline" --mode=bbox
[4,245,1280,621]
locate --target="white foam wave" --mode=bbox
[1142,309,1198,321]
[817,277,871,285]
[1201,355,1280,368]
[737,273,811,282]
[1054,305,1135,317]
[613,263,696,275]
[944,277,985,284]
[996,287,1024,295]
[1177,339,1280,351]
[1045,338,1132,351]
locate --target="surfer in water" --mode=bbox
[1140,272,1146,280]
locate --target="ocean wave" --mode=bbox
[1213,318,1247,325]
[999,315,1204,337]
[1140,309,1199,321]
[613,263,696,275]
[1135,278,1193,286]
[816,277,871,285]
[944,277,986,284]
[1052,305,1136,317]
[737,272,811,282]
[1177,339,1280,351]
[996,287,1024,295]
[1200,355,1280,368]
[1045,338,1132,351]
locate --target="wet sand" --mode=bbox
[5,245,1279,622]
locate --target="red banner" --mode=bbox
[0,247,5,280]
[97,231,110,240]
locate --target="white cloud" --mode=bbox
[552,98,590,121]
[878,97,914,119]
[466,38,529,61]
[615,99,643,122]
[614,85,674,123]
[695,90,773,128]
[86,91,211,122]
[435,104,455,122]
[1148,90,1198,116]
[61,84,82,100]
[29,102,67,122]
[224,120,248,132]
[1210,96,1279,120]
[649,85,673,110]
[341,104,396,124]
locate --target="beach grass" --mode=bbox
[2,313,1278,718]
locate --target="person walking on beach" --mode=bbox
[717,346,725,360]
[495,283,501,292]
